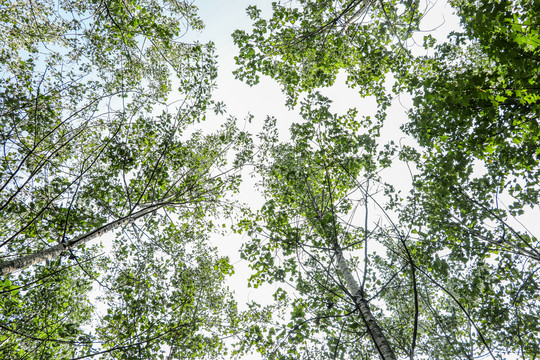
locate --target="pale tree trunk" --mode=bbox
[0,203,164,276]
[335,245,397,360]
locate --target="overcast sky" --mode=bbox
[176,2,540,359]
[162,2,540,360]
[186,0,464,317]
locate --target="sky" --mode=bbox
[3,1,537,359]
[184,0,463,311]
[174,2,466,358]
[77,1,538,358]
[151,1,538,358]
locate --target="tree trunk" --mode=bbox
[0,204,163,276]
[335,245,397,360]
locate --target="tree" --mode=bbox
[237,93,401,359]
[92,222,239,360]
[398,0,540,263]
[232,0,540,261]
[0,0,250,358]
[237,93,539,360]
[0,0,217,270]
[0,258,96,359]
[232,0,420,107]
[232,0,540,354]
[3,0,540,358]
[395,2,540,355]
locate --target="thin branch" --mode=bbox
[414,265,496,360]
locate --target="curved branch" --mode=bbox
[414,265,496,360]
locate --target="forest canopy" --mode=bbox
[1,0,539,359]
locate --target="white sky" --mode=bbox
[188,0,463,298]
[80,0,538,359]
[183,2,466,359]
[79,0,537,358]
[147,0,534,358]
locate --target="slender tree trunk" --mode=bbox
[335,245,397,360]
[0,203,164,276]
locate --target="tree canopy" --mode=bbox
[1,0,539,359]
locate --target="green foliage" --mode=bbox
[233,0,419,107]
[0,0,218,262]
[95,224,237,359]
[3,0,540,358]
[399,2,540,355]
[0,259,96,359]
[397,9,540,345]
[397,1,540,357]
[0,0,247,358]
[236,94,402,359]
[233,0,540,358]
